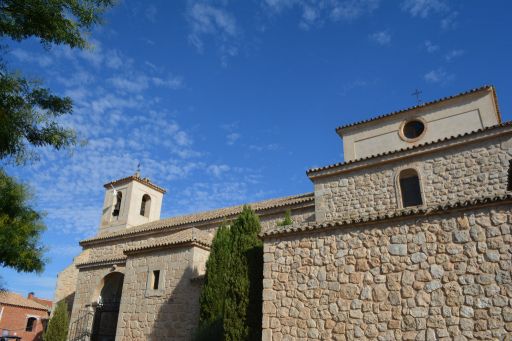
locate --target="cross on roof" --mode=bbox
[412,88,422,105]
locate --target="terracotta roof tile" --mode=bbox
[123,228,212,254]
[335,85,497,132]
[262,194,512,238]
[81,193,314,245]
[308,121,512,176]
[0,292,50,311]
[75,256,127,268]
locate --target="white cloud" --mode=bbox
[401,0,448,18]
[263,0,380,27]
[445,49,464,61]
[208,164,231,177]
[105,50,126,69]
[151,75,183,89]
[145,5,158,22]
[424,68,454,83]
[441,11,458,30]
[248,143,279,152]
[226,132,241,145]
[108,75,150,92]
[10,48,53,67]
[187,3,239,64]
[369,30,391,46]
[424,40,439,53]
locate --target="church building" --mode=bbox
[56,85,512,340]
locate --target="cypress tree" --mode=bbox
[43,300,69,341]
[223,206,263,341]
[196,224,232,340]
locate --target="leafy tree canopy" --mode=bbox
[0,169,45,272]
[0,0,114,275]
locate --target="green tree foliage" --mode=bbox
[197,224,232,340]
[0,0,113,49]
[196,206,263,341]
[277,209,293,226]
[43,300,70,341]
[0,69,76,164]
[0,0,114,274]
[0,169,45,272]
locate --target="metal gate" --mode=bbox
[91,299,120,341]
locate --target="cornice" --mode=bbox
[261,193,512,239]
[104,174,166,194]
[75,256,127,269]
[308,122,512,179]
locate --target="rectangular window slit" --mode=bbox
[152,270,160,290]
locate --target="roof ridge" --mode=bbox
[0,291,50,311]
[262,193,512,238]
[308,121,512,176]
[80,192,314,245]
[335,85,495,132]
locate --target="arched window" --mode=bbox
[399,169,423,207]
[26,317,37,332]
[113,191,122,217]
[140,194,151,217]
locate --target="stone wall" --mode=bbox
[53,250,89,314]
[314,135,512,222]
[116,246,205,340]
[262,204,512,340]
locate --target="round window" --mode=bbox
[402,120,425,140]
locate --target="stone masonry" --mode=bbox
[56,85,512,340]
[261,204,512,340]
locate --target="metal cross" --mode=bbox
[412,88,422,105]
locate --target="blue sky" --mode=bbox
[2,0,511,299]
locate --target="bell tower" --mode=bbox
[99,172,166,234]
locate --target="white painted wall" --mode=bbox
[338,89,500,161]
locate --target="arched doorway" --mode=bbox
[91,272,124,341]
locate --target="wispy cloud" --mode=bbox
[248,143,279,152]
[444,49,464,61]
[145,5,158,22]
[369,30,391,46]
[441,11,458,30]
[186,2,239,65]
[401,0,448,18]
[424,67,454,84]
[226,132,241,145]
[424,40,439,53]
[11,48,53,67]
[263,0,380,28]
[107,74,183,93]
[207,164,231,177]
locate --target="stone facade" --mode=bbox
[56,85,512,340]
[116,246,208,340]
[63,194,314,341]
[261,204,512,340]
[313,130,512,223]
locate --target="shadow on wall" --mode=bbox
[57,292,75,317]
[148,266,203,341]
